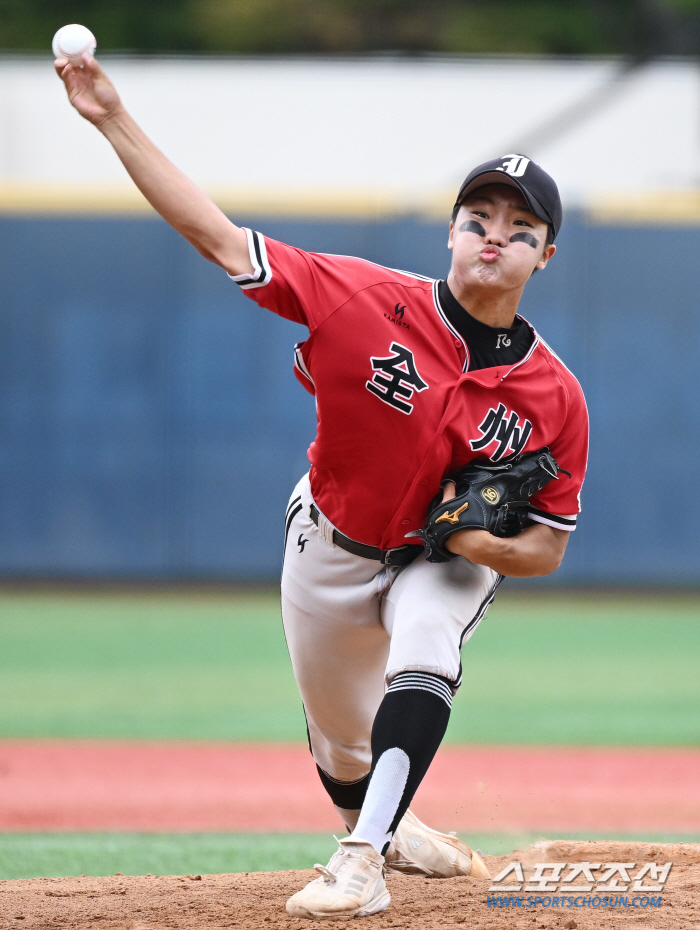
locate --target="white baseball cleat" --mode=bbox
[384,809,491,879]
[286,838,391,919]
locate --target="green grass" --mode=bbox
[0,832,336,880]
[0,588,698,744]
[3,831,700,880]
[0,590,305,741]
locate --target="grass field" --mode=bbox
[1,587,699,745]
[2,586,699,879]
[4,831,700,881]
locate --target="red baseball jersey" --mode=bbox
[231,228,589,551]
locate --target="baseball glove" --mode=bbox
[419,447,569,563]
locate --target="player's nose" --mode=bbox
[484,223,508,247]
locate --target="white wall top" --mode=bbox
[1,55,698,218]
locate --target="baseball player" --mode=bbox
[56,56,588,919]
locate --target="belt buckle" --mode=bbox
[382,547,404,566]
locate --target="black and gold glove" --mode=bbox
[420,448,568,563]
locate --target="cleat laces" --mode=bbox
[313,837,371,885]
[314,864,338,882]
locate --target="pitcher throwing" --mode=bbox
[56,52,589,919]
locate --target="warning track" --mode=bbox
[2,742,699,833]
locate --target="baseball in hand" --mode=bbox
[52,24,96,64]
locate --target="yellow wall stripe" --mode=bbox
[3,184,700,225]
[588,191,700,225]
[0,184,454,219]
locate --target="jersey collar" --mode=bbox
[431,280,540,382]
[432,280,469,372]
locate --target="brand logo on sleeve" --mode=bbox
[470,403,532,461]
[384,302,410,330]
[366,342,428,414]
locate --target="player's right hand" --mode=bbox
[441,480,457,504]
[54,55,122,127]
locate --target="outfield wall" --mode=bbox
[0,212,697,584]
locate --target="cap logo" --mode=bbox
[496,154,530,178]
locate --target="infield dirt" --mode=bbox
[1,841,698,930]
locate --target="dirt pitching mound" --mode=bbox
[1,842,698,930]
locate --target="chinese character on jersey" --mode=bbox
[366,342,428,414]
[470,402,532,460]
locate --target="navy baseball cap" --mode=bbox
[454,154,563,240]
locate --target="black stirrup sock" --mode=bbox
[349,671,453,855]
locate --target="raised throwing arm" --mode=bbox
[55,55,253,277]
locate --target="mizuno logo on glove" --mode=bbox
[435,502,469,525]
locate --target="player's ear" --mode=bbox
[536,243,556,271]
[448,221,455,250]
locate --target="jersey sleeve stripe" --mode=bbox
[228,228,272,289]
[527,507,578,531]
[294,343,315,387]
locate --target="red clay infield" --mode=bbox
[2,741,699,833]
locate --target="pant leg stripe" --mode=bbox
[454,574,504,689]
[284,503,303,553]
[285,494,302,521]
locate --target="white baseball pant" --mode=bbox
[281,473,500,784]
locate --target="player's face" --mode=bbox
[448,184,556,293]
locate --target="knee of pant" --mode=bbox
[384,621,462,684]
[308,732,372,784]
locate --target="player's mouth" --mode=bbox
[479,246,501,263]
